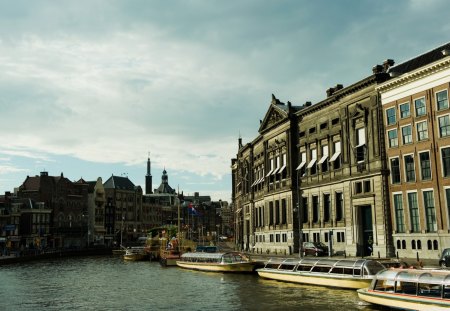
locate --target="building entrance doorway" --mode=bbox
[359,205,373,257]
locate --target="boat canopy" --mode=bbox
[263,258,385,275]
[375,269,450,286]
[180,252,249,263]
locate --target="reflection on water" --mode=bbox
[0,256,387,311]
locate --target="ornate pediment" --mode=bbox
[258,94,288,133]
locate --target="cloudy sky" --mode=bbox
[0,0,449,201]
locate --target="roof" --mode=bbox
[103,175,136,190]
[389,41,450,75]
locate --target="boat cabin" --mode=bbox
[180,252,249,264]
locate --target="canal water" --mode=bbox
[0,255,386,311]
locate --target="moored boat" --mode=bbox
[123,247,147,261]
[357,268,450,310]
[176,251,255,273]
[257,258,386,289]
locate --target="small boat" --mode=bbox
[123,247,147,261]
[176,251,255,273]
[357,268,450,311]
[160,249,181,267]
[257,257,386,289]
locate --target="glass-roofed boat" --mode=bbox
[256,257,386,289]
[357,268,450,310]
[176,251,255,273]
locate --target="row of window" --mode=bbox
[385,90,449,125]
[301,192,344,224]
[396,239,439,251]
[389,147,450,184]
[254,199,288,227]
[392,189,444,234]
[387,115,450,148]
[255,233,289,243]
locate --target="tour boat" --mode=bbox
[176,251,255,273]
[123,247,147,261]
[357,268,450,310]
[257,257,386,289]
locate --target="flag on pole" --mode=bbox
[188,203,198,216]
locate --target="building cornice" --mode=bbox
[377,57,450,93]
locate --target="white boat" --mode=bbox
[357,268,450,311]
[123,247,147,261]
[257,258,386,289]
[176,251,255,273]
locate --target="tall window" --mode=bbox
[419,151,431,180]
[312,195,319,223]
[307,148,317,175]
[335,192,343,221]
[323,194,330,222]
[281,199,287,224]
[386,107,396,125]
[442,147,450,177]
[402,125,412,144]
[330,141,341,169]
[416,121,428,141]
[393,193,405,233]
[302,196,308,223]
[404,154,415,182]
[400,102,410,118]
[423,190,437,233]
[437,90,449,111]
[355,127,366,162]
[408,192,420,233]
[390,157,401,184]
[269,202,274,225]
[275,200,280,224]
[319,145,329,173]
[438,115,450,137]
[414,97,426,117]
[446,189,450,229]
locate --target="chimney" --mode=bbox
[326,88,334,97]
[40,171,48,177]
[383,59,395,72]
[304,101,312,107]
[334,84,343,91]
[372,65,383,74]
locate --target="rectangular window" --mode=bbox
[408,192,420,233]
[419,151,431,180]
[416,121,428,141]
[402,125,412,144]
[335,192,343,221]
[364,180,371,192]
[312,195,319,223]
[323,194,330,222]
[275,200,280,224]
[356,128,366,162]
[404,154,416,182]
[269,202,274,225]
[442,147,450,177]
[330,141,341,169]
[446,189,450,230]
[414,97,426,117]
[354,182,362,194]
[400,102,410,118]
[439,115,450,137]
[390,157,401,184]
[386,107,396,125]
[393,193,405,233]
[318,145,329,173]
[302,196,308,223]
[423,190,437,233]
[387,129,398,147]
[281,199,287,224]
[307,148,317,175]
[437,90,449,111]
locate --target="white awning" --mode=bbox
[296,160,306,170]
[355,143,366,148]
[265,168,273,177]
[271,166,280,175]
[329,151,341,162]
[306,158,317,169]
[318,155,328,164]
[258,177,264,184]
[278,164,286,174]
[251,180,258,187]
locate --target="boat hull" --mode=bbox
[176,261,255,273]
[257,270,372,289]
[123,253,146,261]
[357,288,450,311]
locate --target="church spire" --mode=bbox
[145,153,153,194]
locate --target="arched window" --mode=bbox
[427,240,432,250]
[417,240,422,250]
[433,240,439,250]
[397,240,401,249]
[412,240,416,250]
[402,240,406,249]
